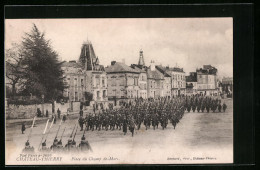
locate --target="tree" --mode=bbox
[5,43,26,98]
[21,24,67,101]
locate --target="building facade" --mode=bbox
[147,61,165,98]
[155,65,172,98]
[61,41,108,108]
[222,77,233,95]
[185,72,197,95]
[196,65,218,96]
[105,61,140,106]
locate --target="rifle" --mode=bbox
[70,124,76,138]
[38,119,49,150]
[27,116,36,141]
[55,118,63,139]
[44,117,55,141]
[73,126,78,141]
[60,127,66,141]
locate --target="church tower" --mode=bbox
[79,41,97,71]
[138,49,145,66]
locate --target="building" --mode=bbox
[222,77,233,95]
[105,61,140,106]
[196,65,218,96]
[155,65,172,98]
[147,61,165,98]
[157,65,185,96]
[130,50,148,99]
[62,41,108,109]
[185,72,197,95]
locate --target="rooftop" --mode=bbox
[147,69,164,80]
[105,62,140,74]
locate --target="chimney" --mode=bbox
[111,61,116,65]
[150,60,155,71]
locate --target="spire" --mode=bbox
[138,49,145,66]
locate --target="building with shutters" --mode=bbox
[196,65,218,96]
[61,41,108,109]
[105,61,140,106]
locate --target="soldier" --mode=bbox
[78,116,84,131]
[62,114,67,122]
[57,108,61,119]
[21,122,26,134]
[79,135,92,152]
[129,117,135,137]
[51,137,59,152]
[56,139,63,152]
[223,102,227,112]
[46,110,49,117]
[40,140,48,152]
[79,109,83,117]
[192,103,196,112]
[23,140,34,153]
[123,116,128,135]
[65,137,73,152]
[218,102,222,112]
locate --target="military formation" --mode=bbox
[184,95,227,113]
[78,96,187,136]
[22,95,228,154]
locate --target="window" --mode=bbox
[97,91,100,99]
[81,79,84,86]
[102,78,105,87]
[103,90,106,98]
[75,92,78,101]
[112,90,116,96]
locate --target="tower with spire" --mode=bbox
[138,49,145,66]
[79,41,101,71]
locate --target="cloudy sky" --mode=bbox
[5,18,233,77]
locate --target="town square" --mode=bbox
[5,18,233,164]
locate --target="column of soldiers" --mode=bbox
[23,95,228,153]
[78,96,186,136]
[184,95,227,113]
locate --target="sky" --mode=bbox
[5,18,233,77]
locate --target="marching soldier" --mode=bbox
[218,102,222,112]
[57,108,61,119]
[21,122,26,134]
[223,102,227,112]
[78,116,84,131]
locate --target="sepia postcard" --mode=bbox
[5,18,233,165]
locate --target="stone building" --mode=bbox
[222,77,233,95]
[147,61,165,98]
[155,65,172,98]
[185,72,198,95]
[105,61,140,106]
[61,41,108,109]
[196,65,218,96]
[130,50,148,99]
[155,65,186,96]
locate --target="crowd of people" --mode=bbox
[22,95,228,154]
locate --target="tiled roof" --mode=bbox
[61,61,82,68]
[155,65,172,77]
[105,62,140,73]
[147,69,164,80]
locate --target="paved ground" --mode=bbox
[5,99,233,165]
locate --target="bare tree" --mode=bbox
[5,43,25,98]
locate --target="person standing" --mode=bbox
[21,122,26,134]
[46,110,49,117]
[123,116,128,135]
[57,108,61,119]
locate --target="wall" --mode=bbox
[6,103,52,119]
